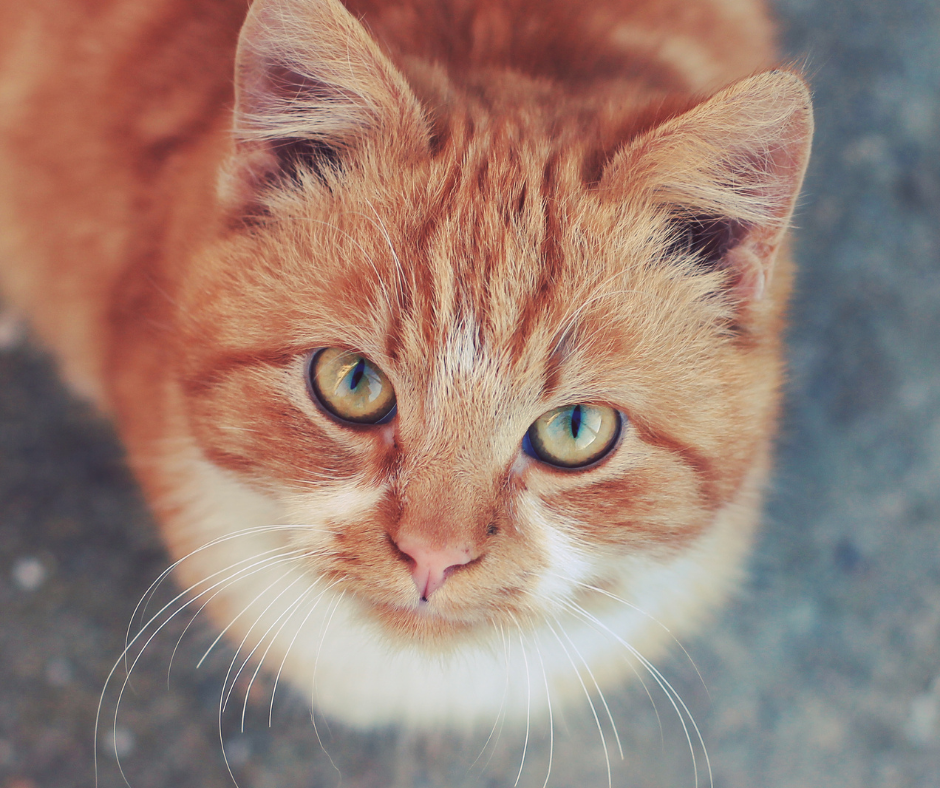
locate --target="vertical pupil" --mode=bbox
[570,405,582,439]
[349,358,366,391]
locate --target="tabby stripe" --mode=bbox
[632,421,721,510]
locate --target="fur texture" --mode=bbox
[0,0,812,729]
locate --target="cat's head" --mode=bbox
[170,0,812,652]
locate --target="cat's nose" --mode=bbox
[393,535,475,601]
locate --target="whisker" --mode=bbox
[240,583,318,731]
[563,601,712,788]
[126,525,312,674]
[123,554,305,720]
[96,548,307,787]
[468,622,512,774]
[166,546,314,679]
[268,579,344,726]
[566,579,710,698]
[556,616,624,761]
[508,613,532,788]
[167,607,203,689]
[215,570,324,788]
[132,525,313,614]
[545,617,612,788]
[195,552,313,669]
[557,575,706,748]
[218,714,246,788]
[531,630,555,788]
[220,571,310,717]
[553,592,666,749]
[310,591,346,778]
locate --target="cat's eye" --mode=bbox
[524,404,621,469]
[309,348,396,424]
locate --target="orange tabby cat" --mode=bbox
[0,0,811,729]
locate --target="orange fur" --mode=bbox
[0,0,811,728]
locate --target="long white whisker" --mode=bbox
[195,552,312,669]
[215,568,326,788]
[508,614,532,788]
[240,583,318,731]
[567,579,709,697]
[125,525,312,674]
[556,615,624,761]
[220,571,310,717]
[553,593,665,747]
[546,617,612,788]
[564,601,712,788]
[166,546,314,680]
[532,629,555,788]
[468,622,514,775]
[96,548,306,788]
[123,555,302,728]
[558,576,704,749]
[310,591,345,778]
[268,579,343,726]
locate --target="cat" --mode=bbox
[0,0,811,732]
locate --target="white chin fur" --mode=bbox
[159,447,759,731]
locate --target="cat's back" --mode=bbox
[349,0,775,92]
[0,0,243,176]
[0,0,245,400]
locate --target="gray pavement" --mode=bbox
[2,0,939,785]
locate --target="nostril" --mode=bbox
[392,534,476,600]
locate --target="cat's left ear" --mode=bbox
[604,70,813,304]
[220,0,429,207]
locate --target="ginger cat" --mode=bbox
[0,0,811,730]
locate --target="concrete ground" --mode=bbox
[1,0,938,786]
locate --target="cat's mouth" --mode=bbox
[365,597,495,646]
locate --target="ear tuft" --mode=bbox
[668,214,751,271]
[269,137,344,186]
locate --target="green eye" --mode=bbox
[525,404,621,468]
[309,348,396,424]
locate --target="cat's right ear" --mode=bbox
[219,0,428,209]
[602,70,812,308]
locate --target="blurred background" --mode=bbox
[1,0,938,786]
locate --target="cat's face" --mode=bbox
[172,113,786,651]
[153,0,810,661]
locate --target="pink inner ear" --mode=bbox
[666,213,780,302]
[726,244,769,301]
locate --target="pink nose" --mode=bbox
[394,535,474,600]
